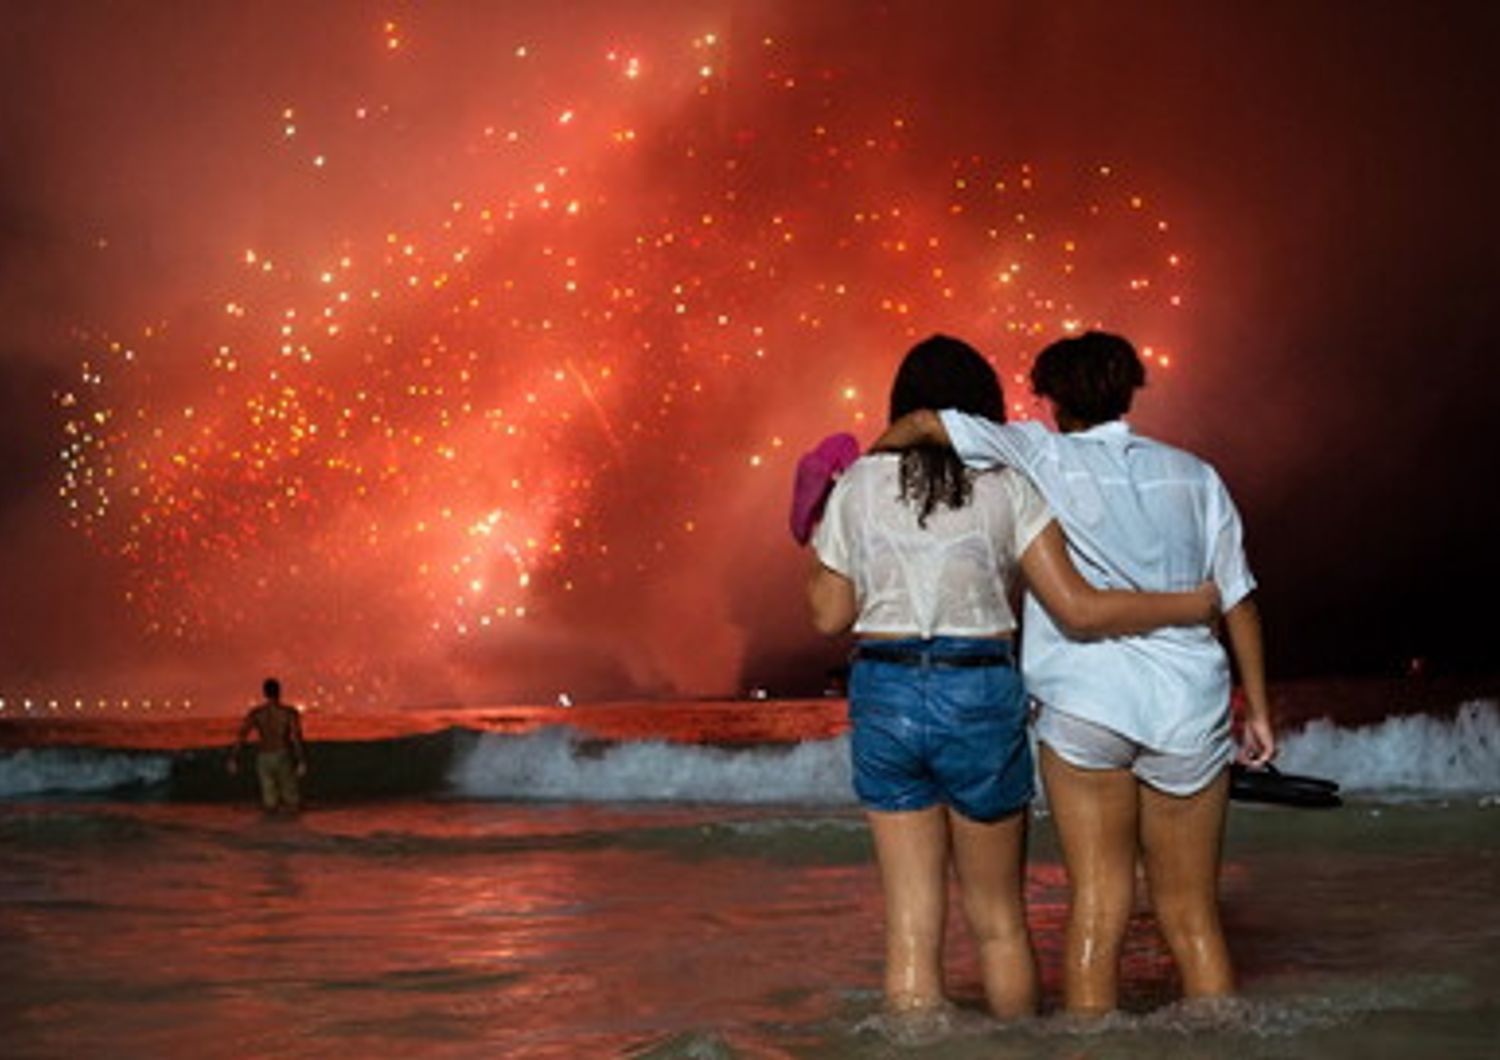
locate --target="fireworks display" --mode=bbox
[42,7,1190,708]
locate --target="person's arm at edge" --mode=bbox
[289,707,309,777]
[807,557,858,636]
[1020,522,1218,637]
[870,410,949,452]
[227,711,253,773]
[1224,595,1276,765]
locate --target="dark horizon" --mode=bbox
[2,1,1496,710]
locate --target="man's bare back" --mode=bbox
[242,701,302,753]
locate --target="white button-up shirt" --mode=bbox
[941,413,1256,753]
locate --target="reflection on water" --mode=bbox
[1,800,1496,1057]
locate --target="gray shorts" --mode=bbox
[1034,706,1232,797]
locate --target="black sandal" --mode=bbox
[1230,762,1342,808]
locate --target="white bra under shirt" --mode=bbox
[812,454,1053,638]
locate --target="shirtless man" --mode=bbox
[227,678,308,814]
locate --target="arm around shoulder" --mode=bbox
[1020,522,1218,638]
[869,410,948,452]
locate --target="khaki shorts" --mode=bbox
[256,750,301,810]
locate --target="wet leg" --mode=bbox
[867,806,951,1011]
[948,807,1037,1018]
[1139,770,1234,998]
[1039,744,1139,1014]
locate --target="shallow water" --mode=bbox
[2,689,1496,1055]
[2,796,1496,1058]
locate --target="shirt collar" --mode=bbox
[1073,420,1133,443]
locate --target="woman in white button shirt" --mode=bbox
[806,335,1219,1021]
[875,331,1276,1015]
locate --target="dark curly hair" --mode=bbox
[889,334,1005,526]
[1030,330,1146,425]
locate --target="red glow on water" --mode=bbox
[0,700,850,752]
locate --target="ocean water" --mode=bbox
[1,680,1497,1058]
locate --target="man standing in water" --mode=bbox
[227,678,308,814]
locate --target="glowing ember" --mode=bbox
[53,13,1188,705]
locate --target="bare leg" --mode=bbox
[948,807,1037,1018]
[1139,769,1234,998]
[867,807,951,1011]
[1039,744,1139,1014]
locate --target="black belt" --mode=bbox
[853,644,1013,668]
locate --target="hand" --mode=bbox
[296,762,308,778]
[870,410,945,453]
[1237,713,1276,766]
[868,424,903,453]
[226,755,239,775]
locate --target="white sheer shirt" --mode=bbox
[813,453,1053,639]
[941,413,1256,754]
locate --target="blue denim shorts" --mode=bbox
[847,637,1033,822]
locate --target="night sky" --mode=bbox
[1,1,1496,712]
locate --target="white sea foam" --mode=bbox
[450,725,855,804]
[450,700,1500,804]
[0,748,172,797]
[1277,698,1499,795]
[6,699,1492,803]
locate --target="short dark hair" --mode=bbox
[263,677,281,700]
[1030,331,1145,424]
[890,334,1005,526]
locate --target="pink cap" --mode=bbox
[789,432,861,545]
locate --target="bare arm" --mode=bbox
[288,708,308,776]
[1223,595,1276,764]
[806,557,858,636]
[870,409,949,452]
[1020,522,1218,637]
[227,711,254,773]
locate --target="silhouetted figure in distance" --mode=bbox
[227,677,307,814]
